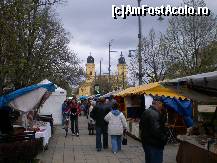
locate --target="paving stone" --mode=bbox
[52,151,63,163]
[86,161,97,163]
[36,116,178,163]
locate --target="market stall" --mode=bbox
[0,80,56,162]
[39,86,67,125]
[161,71,217,163]
[115,82,190,140]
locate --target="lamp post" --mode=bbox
[120,51,126,90]
[108,40,118,86]
[129,1,163,85]
[137,0,143,85]
[122,69,125,90]
[128,0,143,85]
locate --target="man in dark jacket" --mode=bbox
[139,97,168,163]
[90,97,111,151]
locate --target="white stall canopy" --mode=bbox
[39,87,67,125]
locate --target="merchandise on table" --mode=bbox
[26,121,51,147]
[177,135,217,154]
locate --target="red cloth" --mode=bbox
[76,104,81,115]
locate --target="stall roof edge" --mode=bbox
[161,70,217,84]
[160,71,217,103]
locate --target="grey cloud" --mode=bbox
[56,0,217,76]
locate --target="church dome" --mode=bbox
[118,53,126,64]
[87,55,94,63]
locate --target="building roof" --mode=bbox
[118,53,126,64]
[87,55,94,63]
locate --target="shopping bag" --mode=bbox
[122,134,127,145]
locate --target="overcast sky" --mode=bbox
[55,0,217,75]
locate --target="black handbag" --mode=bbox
[122,134,127,145]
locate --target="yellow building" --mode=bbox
[78,54,127,96]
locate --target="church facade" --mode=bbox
[78,54,127,96]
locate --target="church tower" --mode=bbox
[86,54,95,82]
[78,54,95,96]
[117,52,127,88]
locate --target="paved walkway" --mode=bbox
[36,116,178,163]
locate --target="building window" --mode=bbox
[90,71,92,75]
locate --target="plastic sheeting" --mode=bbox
[9,87,48,112]
[39,87,67,125]
[0,81,56,111]
[161,97,193,127]
[79,96,88,100]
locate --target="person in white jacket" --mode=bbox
[104,102,127,154]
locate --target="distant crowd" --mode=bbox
[62,95,169,163]
[61,96,127,154]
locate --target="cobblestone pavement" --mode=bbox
[36,116,178,163]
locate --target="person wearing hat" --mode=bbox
[139,96,168,163]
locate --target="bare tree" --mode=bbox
[142,29,169,82]
[165,0,217,78]
[129,29,169,84]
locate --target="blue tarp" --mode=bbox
[161,97,193,127]
[79,96,88,100]
[0,83,56,108]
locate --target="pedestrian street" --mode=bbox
[36,116,178,163]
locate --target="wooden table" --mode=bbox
[176,140,217,163]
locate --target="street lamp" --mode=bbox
[129,1,164,85]
[119,51,126,90]
[137,0,143,85]
[133,0,162,85]
[158,15,164,21]
[128,50,136,57]
[108,40,118,86]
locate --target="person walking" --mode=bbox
[85,99,90,119]
[104,102,127,154]
[63,113,70,137]
[79,100,84,115]
[90,97,111,151]
[106,95,116,109]
[88,100,96,135]
[69,97,81,136]
[139,96,168,163]
[62,100,68,126]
